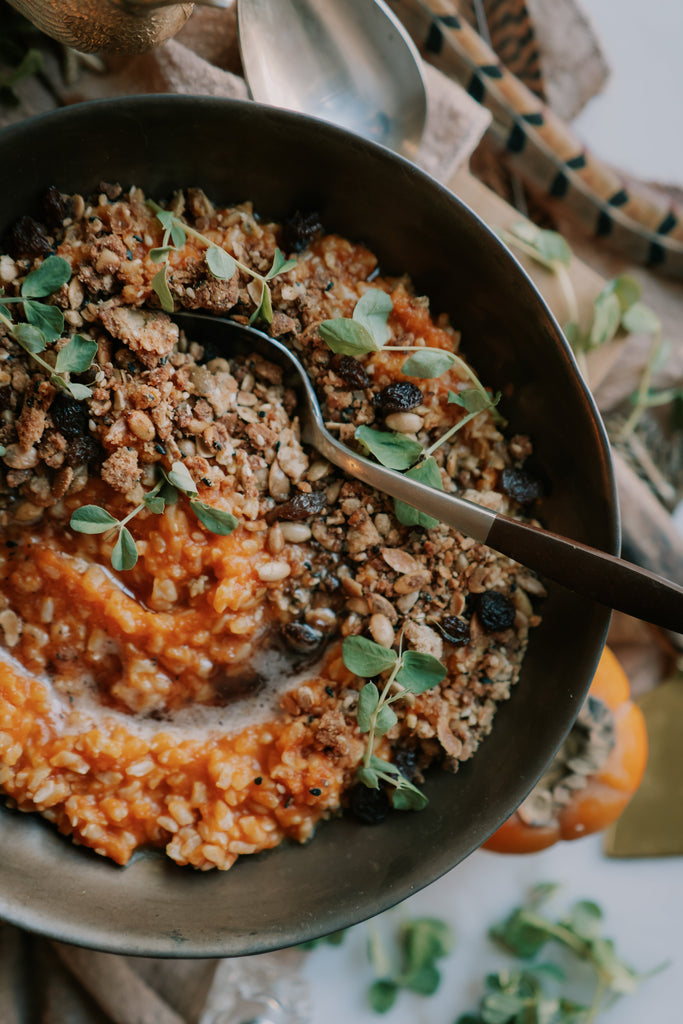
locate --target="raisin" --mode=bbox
[63,435,102,468]
[501,466,544,505]
[393,747,418,782]
[6,216,51,259]
[42,186,71,229]
[437,615,471,646]
[265,489,327,524]
[281,210,324,253]
[282,622,325,654]
[334,355,370,389]
[373,381,423,415]
[50,393,89,439]
[476,590,516,632]
[348,782,391,824]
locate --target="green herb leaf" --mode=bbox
[144,493,167,515]
[563,900,602,940]
[401,962,440,995]
[354,425,423,471]
[356,765,380,788]
[342,635,397,677]
[265,248,297,280]
[23,299,64,343]
[401,349,455,379]
[167,460,197,494]
[206,246,236,280]
[395,651,447,694]
[374,703,398,736]
[402,918,454,968]
[190,499,238,535]
[352,288,392,347]
[70,505,119,534]
[610,274,641,312]
[149,246,174,263]
[393,456,443,529]
[588,288,622,348]
[249,282,273,325]
[65,381,93,400]
[152,266,174,313]
[448,388,500,414]
[490,908,552,960]
[622,301,661,335]
[54,334,97,374]
[170,223,186,248]
[12,322,46,353]
[510,222,572,266]
[357,682,380,733]
[319,317,379,356]
[21,255,71,298]
[111,526,138,572]
[155,210,175,232]
[390,781,429,811]
[368,978,398,1013]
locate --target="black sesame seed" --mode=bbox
[309,787,322,796]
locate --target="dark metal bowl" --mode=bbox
[0,96,615,956]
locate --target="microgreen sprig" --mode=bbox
[146,200,297,323]
[320,290,502,530]
[70,460,238,571]
[367,916,454,1013]
[0,255,97,399]
[343,633,447,809]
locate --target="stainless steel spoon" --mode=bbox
[236,0,427,159]
[175,312,683,634]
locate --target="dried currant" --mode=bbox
[373,381,423,415]
[42,186,71,229]
[282,622,325,654]
[393,746,418,782]
[281,210,324,253]
[476,590,516,632]
[50,393,89,439]
[437,615,471,646]
[334,355,371,389]
[265,489,327,524]
[6,215,51,259]
[348,782,391,824]
[501,466,544,505]
[63,435,102,468]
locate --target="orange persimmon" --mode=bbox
[484,646,648,853]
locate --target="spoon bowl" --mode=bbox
[174,312,683,634]
[237,0,427,158]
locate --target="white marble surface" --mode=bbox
[302,832,682,1022]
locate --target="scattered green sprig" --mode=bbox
[0,256,97,399]
[320,290,502,529]
[146,200,296,323]
[459,883,667,1023]
[367,916,454,1013]
[342,633,447,809]
[70,460,238,571]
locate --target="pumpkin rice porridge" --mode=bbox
[0,184,546,870]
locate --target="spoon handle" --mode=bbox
[330,449,683,633]
[487,515,683,634]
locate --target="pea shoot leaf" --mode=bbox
[166,460,197,494]
[249,282,273,324]
[155,210,185,246]
[23,299,64,343]
[393,456,443,529]
[357,682,380,733]
[352,288,392,347]
[588,288,622,348]
[143,492,167,515]
[622,301,661,335]
[149,246,174,263]
[319,317,379,356]
[342,635,397,677]
[355,424,422,471]
[610,273,641,312]
[401,349,455,379]
[191,499,238,535]
[54,334,97,374]
[396,651,447,693]
[265,248,297,280]
[356,765,380,789]
[152,266,174,313]
[111,527,138,572]
[563,900,602,940]
[12,322,46,353]
[65,381,93,400]
[509,222,572,267]
[402,918,454,968]
[448,388,500,414]
[21,255,71,298]
[70,505,119,534]
[368,979,398,1013]
[374,703,398,736]
[206,246,237,280]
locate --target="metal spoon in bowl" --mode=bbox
[174,312,683,634]
[236,0,427,159]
